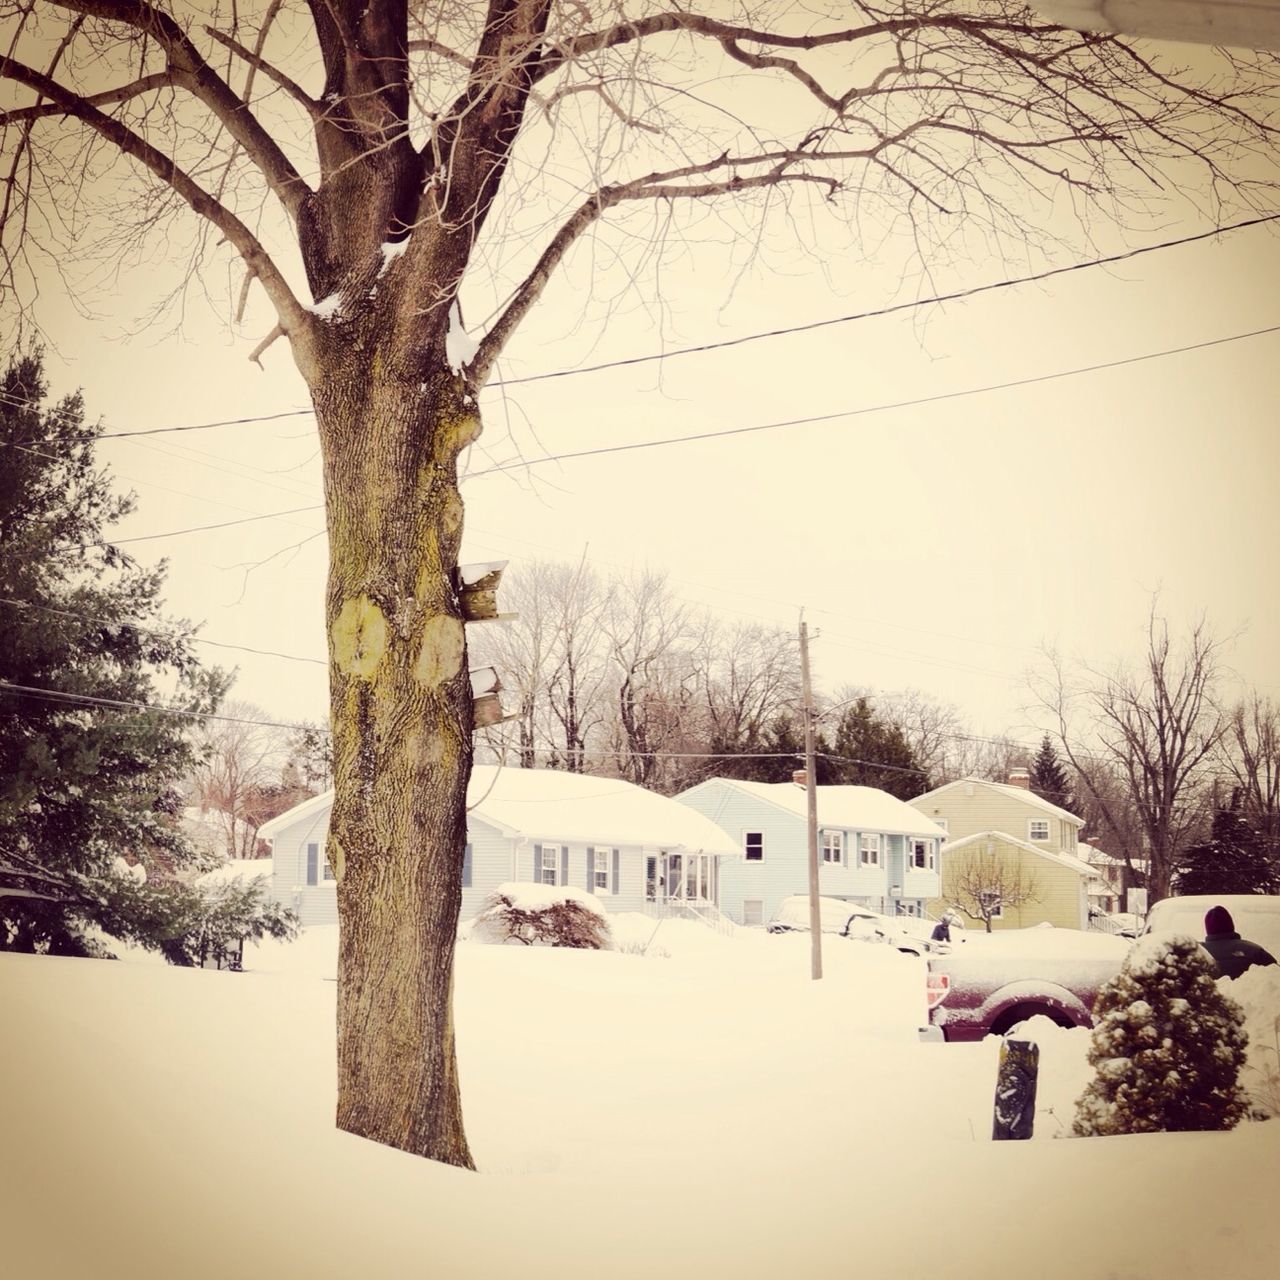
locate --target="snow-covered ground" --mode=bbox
[2,921,1277,1280]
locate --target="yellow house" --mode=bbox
[928,830,1091,932]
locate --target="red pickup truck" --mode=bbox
[922,934,1128,1042]
[923,895,1280,1042]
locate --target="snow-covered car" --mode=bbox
[766,895,936,956]
[1141,893,1280,956]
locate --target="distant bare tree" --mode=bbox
[470,560,562,768]
[189,702,289,858]
[7,0,1280,1167]
[1034,607,1226,901]
[698,620,798,767]
[545,556,609,773]
[945,840,1041,933]
[603,569,696,789]
[1218,692,1280,871]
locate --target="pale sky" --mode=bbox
[26,17,1280,746]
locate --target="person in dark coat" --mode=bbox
[930,913,954,943]
[1202,905,1278,979]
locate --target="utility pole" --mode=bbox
[799,613,822,981]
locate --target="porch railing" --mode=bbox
[641,897,738,937]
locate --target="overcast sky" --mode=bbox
[26,18,1280,748]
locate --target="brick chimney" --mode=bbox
[1007,767,1031,789]
[792,769,808,788]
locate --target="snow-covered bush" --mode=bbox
[471,882,612,949]
[1074,934,1248,1136]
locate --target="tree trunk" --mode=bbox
[313,352,478,1169]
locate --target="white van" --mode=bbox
[1143,894,1280,956]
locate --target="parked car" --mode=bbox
[767,895,936,956]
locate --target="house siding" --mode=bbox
[266,806,690,928]
[928,835,1088,931]
[910,782,1081,856]
[679,780,941,925]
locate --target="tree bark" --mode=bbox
[313,342,477,1169]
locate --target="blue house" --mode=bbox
[676,774,948,926]
[258,766,741,929]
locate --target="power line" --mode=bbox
[99,319,1280,545]
[8,212,1269,443]
[489,212,1280,388]
[0,597,328,667]
[465,322,1280,478]
[105,504,323,545]
[0,679,316,731]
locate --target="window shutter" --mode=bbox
[560,846,569,886]
[462,842,473,889]
[586,846,595,890]
[533,843,542,881]
[612,849,620,894]
[306,842,318,886]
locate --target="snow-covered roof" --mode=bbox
[258,767,740,857]
[692,778,948,839]
[940,830,1093,876]
[912,777,1083,825]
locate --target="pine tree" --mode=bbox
[1174,806,1280,895]
[1029,734,1073,813]
[825,698,927,799]
[1073,935,1249,1136]
[0,348,241,957]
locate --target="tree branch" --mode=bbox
[203,25,321,121]
[0,69,172,123]
[48,0,311,218]
[0,54,307,331]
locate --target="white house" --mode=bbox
[675,774,948,926]
[257,766,741,929]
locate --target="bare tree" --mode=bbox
[469,559,561,767]
[945,839,1041,932]
[188,701,290,859]
[603,568,696,790]
[1218,692,1280,870]
[698,620,798,756]
[5,0,1279,1167]
[545,556,609,772]
[1034,607,1226,902]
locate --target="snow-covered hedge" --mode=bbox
[471,882,612,949]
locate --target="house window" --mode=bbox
[743,899,764,926]
[593,848,610,895]
[1028,819,1050,842]
[744,832,764,862]
[910,838,934,871]
[822,830,844,865]
[322,850,336,881]
[979,890,1003,919]
[540,846,559,886]
[859,833,881,867]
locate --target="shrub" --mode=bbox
[1074,934,1248,1136]
[472,882,612,949]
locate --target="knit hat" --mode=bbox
[1204,905,1234,936]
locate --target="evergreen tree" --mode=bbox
[1074,935,1249,1136]
[710,713,805,784]
[825,698,927,799]
[1174,806,1280,896]
[0,348,245,957]
[1029,734,1074,813]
